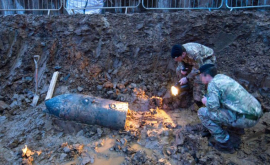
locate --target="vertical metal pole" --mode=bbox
[120,0,122,13]
[22,0,25,11]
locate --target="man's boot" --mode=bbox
[214,139,235,154]
[227,127,245,136]
[209,135,241,154]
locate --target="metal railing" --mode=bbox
[64,0,141,10]
[0,0,270,15]
[142,0,224,10]
[0,0,62,11]
[226,0,270,10]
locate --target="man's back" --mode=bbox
[207,74,262,117]
[182,43,215,69]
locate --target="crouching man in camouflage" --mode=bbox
[171,43,216,107]
[198,64,263,153]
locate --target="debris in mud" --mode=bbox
[21,145,38,165]
[0,101,9,112]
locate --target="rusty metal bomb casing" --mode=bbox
[45,94,128,129]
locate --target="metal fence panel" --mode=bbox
[0,0,62,11]
[142,0,223,9]
[226,0,270,9]
[64,0,141,10]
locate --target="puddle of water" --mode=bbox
[96,138,115,154]
[62,160,77,165]
[130,143,153,156]
[63,138,125,165]
[93,138,125,165]
[93,156,125,165]
[63,149,125,165]
[62,155,125,165]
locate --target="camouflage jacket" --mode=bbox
[177,43,216,81]
[206,74,262,117]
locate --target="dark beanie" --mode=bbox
[199,64,215,73]
[171,45,183,58]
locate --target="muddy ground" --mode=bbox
[0,102,270,165]
[0,10,270,164]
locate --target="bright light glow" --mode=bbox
[22,145,27,156]
[171,86,179,96]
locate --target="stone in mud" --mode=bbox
[175,131,185,146]
[0,101,9,112]
[9,101,18,109]
[76,130,84,137]
[132,150,148,164]
[24,98,31,103]
[120,138,127,145]
[150,96,163,109]
[126,147,136,155]
[77,86,84,92]
[97,128,103,136]
[103,81,113,88]
[147,130,158,141]
[130,83,137,88]
[63,146,71,153]
[81,155,94,165]
[97,85,103,90]
[59,153,67,161]
[22,158,32,165]
[117,83,125,89]
[22,77,33,83]
[0,116,6,125]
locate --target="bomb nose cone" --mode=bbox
[45,96,63,117]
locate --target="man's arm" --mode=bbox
[186,44,214,81]
[206,83,221,111]
[186,67,200,81]
[176,62,186,75]
[185,52,204,81]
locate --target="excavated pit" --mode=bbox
[0,10,270,164]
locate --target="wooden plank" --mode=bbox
[45,71,59,100]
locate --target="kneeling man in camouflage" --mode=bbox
[198,64,263,153]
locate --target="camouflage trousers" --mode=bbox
[198,107,259,143]
[176,71,206,102]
